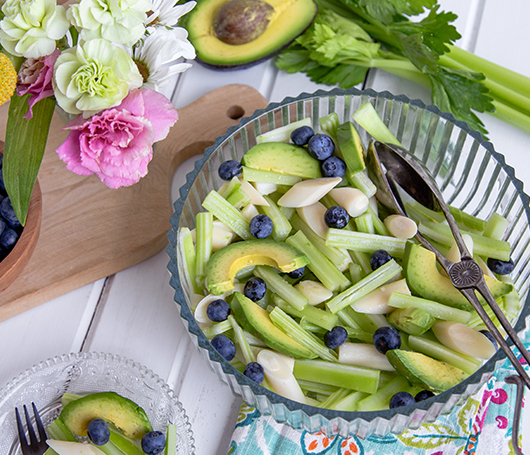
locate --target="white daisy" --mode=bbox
[131,26,196,91]
[147,0,196,28]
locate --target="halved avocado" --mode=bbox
[183,0,318,69]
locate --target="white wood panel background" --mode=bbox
[1,1,529,454]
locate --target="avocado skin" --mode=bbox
[403,242,513,311]
[386,349,468,393]
[183,0,318,70]
[59,392,152,439]
[231,292,316,358]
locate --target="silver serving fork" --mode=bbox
[367,141,529,455]
[15,403,49,455]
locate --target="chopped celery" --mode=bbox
[242,166,302,185]
[348,250,372,276]
[337,308,361,330]
[254,266,308,310]
[344,326,375,344]
[286,230,351,292]
[61,392,83,407]
[226,187,251,210]
[219,176,241,199]
[346,170,377,198]
[274,296,340,332]
[202,190,251,240]
[365,204,390,236]
[94,441,125,455]
[109,426,145,455]
[229,315,256,363]
[499,274,521,322]
[195,211,213,289]
[318,388,351,409]
[165,424,177,455]
[348,262,362,283]
[483,213,509,240]
[258,195,292,241]
[354,213,374,234]
[352,103,401,146]
[293,359,380,394]
[356,375,410,411]
[319,112,340,138]
[448,206,487,233]
[298,379,339,396]
[257,118,312,143]
[177,228,200,294]
[332,390,368,411]
[46,417,77,441]
[326,229,407,257]
[202,320,232,338]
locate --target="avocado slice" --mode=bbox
[403,242,512,311]
[59,392,152,439]
[336,121,365,174]
[242,142,322,179]
[231,292,316,358]
[386,349,468,393]
[206,239,309,295]
[183,0,318,69]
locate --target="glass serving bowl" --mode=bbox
[167,87,530,438]
[0,352,195,455]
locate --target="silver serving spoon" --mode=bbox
[367,141,528,455]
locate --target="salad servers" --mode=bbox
[15,403,48,455]
[367,141,528,454]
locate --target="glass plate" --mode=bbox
[0,352,195,455]
[167,87,530,438]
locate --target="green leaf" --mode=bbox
[4,94,55,225]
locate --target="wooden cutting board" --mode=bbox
[0,84,268,322]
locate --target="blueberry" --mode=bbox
[287,267,305,279]
[211,334,236,361]
[206,299,231,322]
[389,391,415,408]
[480,330,498,350]
[141,430,166,455]
[487,257,515,275]
[324,326,348,349]
[321,156,346,178]
[218,160,242,181]
[0,228,18,252]
[244,277,267,301]
[290,126,314,146]
[0,217,6,237]
[249,214,273,239]
[324,206,349,229]
[414,390,435,402]
[244,362,265,383]
[370,250,392,270]
[0,197,21,231]
[87,418,110,445]
[0,168,5,195]
[373,326,401,354]
[307,134,335,161]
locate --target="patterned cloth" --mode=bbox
[228,345,529,455]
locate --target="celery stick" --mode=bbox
[318,388,351,409]
[332,390,368,411]
[499,274,521,322]
[242,166,302,185]
[356,375,410,411]
[274,296,340,331]
[202,320,232,338]
[195,211,213,289]
[257,118,312,143]
[95,441,125,455]
[404,202,444,224]
[286,230,351,292]
[405,202,487,233]
[483,213,509,240]
[177,228,200,294]
[219,176,241,198]
[349,250,372,276]
[319,112,340,138]
[344,327,374,344]
[293,359,380,394]
[61,392,84,407]
[355,213,374,234]
[365,204,390,236]
[202,190,251,240]
[418,221,511,261]
[352,103,401,146]
[109,426,144,455]
[229,315,256,363]
[254,265,308,310]
[326,259,402,314]
[298,379,339,395]
[337,308,362,330]
[326,229,407,257]
[226,187,251,210]
[448,206,487,233]
[408,335,481,375]
[258,195,292,241]
[165,424,177,455]
[346,170,377,198]
[300,318,327,334]
[269,307,338,361]
[388,292,472,324]
[46,418,77,441]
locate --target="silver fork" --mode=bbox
[15,403,49,455]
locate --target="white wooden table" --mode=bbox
[1,1,530,454]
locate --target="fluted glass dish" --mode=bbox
[0,352,195,455]
[167,87,530,438]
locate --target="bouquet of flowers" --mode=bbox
[0,0,196,226]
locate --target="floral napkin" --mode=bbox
[228,343,529,455]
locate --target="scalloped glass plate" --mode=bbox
[167,87,530,438]
[0,352,195,455]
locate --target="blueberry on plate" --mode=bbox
[0,197,22,231]
[249,214,273,239]
[218,160,242,181]
[487,257,515,275]
[0,228,18,251]
[206,299,231,322]
[324,206,349,229]
[324,326,348,349]
[321,156,346,178]
[244,362,265,384]
[307,134,335,161]
[290,126,314,146]
[373,326,401,354]
[142,430,166,455]
[87,418,110,445]
[244,277,267,301]
[287,266,305,279]
[414,390,435,402]
[389,391,415,408]
[370,249,392,270]
[480,330,498,350]
[211,334,236,361]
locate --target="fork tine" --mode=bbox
[32,403,47,442]
[15,407,28,447]
[23,404,39,446]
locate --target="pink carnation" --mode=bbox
[17,49,60,120]
[56,89,178,189]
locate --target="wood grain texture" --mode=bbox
[0,84,267,321]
